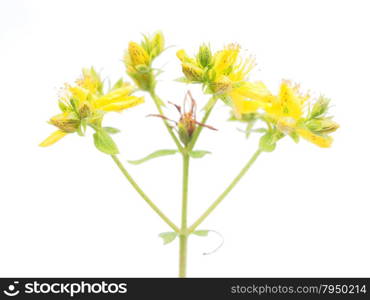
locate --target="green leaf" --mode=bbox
[93,129,119,155]
[175,77,192,83]
[259,131,276,152]
[189,150,211,158]
[159,232,178,245]
[193,230,209,237]
[103,127,120,134]
[128,149,178,165]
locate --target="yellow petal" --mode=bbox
[234,81,273,103]
[97,96,144,112]
[296,128,333,148]
[39,130,68,147]
[94,86,136,109]
[213,44,240,75]
[68,86,90,102]
[128,42,149,66]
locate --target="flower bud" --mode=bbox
[50,112,80,133]
[310,96,330,118]
[210,75,233,94]
[150,32,165,58]
[128,42,150,66]
[78,101,92,118]
[178,114,196,146]
[197,44,212,68]
[306,118,339,134]
[181,63,204,82]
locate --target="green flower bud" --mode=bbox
[310,96,330,118]
[306,118,339,134]
[78,101,92,119]
[197,44,212,68]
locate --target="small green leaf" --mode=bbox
[259,131,276,152]
[189,150,211,158]
[128,149,178,165]
[93,129,119,155]
[245,120,256,139]
[193,230,209,237]
[103,127,120,134]
[159,232,178,245]
[175,77,192,83]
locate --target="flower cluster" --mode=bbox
[177,45,339,149]
[40,67,144,151]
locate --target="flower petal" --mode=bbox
[39,130,68,147]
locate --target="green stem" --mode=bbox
[111,155,179,233]
[188,148,262,234]
[149,90,183,152]
[179,153,190,277]
[187,95,218,151]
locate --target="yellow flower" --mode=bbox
[266,80,308,121]
[40,69,144,147]
[213,44,240,76]
[177,43,256,98]
[266,81,337,147]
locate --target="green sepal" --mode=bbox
[112,78,124,90]
[128,149,178,165]
[289,131,300,143]
[103,127,120,134]
[135,64,151,74]
[175,77,192,84]
[93,129,119,155]
[189,150,211,158]
[159,232,178,245]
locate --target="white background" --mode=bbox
[1,0,369,277]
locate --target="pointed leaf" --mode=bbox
[189,150,211,158]
[93,129,119,155]
[159,232,178,245]
[128,149,178,165]
[103,127,120,134]
[193,230,209,237]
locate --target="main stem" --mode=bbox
[188,149,262,234]
[179,153,190,277]
[111,155,179,233]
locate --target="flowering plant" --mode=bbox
[40,32,338,277]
